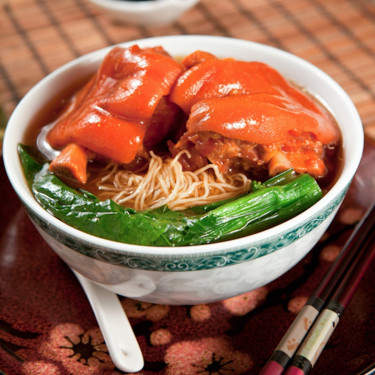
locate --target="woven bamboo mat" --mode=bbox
[1,0,375,141]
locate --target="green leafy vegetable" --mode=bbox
[18,144,323,246]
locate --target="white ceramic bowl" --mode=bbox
[3,36,363,305]
[89,0,199,26]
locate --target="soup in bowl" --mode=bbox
[3,35,363,304]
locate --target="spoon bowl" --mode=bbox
[72,270,144,373]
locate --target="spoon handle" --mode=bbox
[73,270,144,373]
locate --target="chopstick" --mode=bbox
[356,362,375,375]
[284,221,375,374]
[260,202,375,375]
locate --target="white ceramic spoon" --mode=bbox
[38,125,144,372]
[72,270,144,373]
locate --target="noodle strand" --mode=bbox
[96,151,251,211]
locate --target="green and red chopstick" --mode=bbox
[260,202,375,375]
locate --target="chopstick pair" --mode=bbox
[260,201,375,375]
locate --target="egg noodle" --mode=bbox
[96,150,251,211]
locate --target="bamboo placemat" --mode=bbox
[1,0,375,141]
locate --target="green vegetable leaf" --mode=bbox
[18,144,322,246]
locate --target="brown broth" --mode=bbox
[23,72,93,152]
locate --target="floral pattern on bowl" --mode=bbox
[27,188,345,272]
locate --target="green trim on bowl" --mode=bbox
[26,187,347,272]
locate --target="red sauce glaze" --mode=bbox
[47,45,184,164]
[43,46,341,184]
[170,51,341,178]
